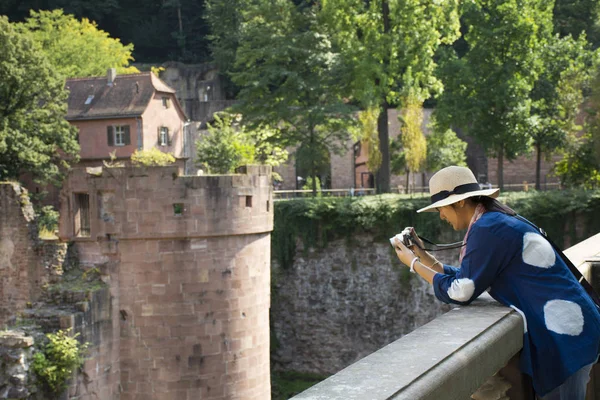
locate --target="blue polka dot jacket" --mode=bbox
[433,211,600,396]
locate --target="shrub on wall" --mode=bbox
[131,148,176,166]
[273,190,600,270]
[32,329,88,396]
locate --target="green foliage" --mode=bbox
[196,113,288,174]
[32,329,88,396]
[271,371,327,400]
[435,0,554,188]
[272,194,460,270]
[553,0,600,48]
[17,10,138,78]
[273,189,600,269]
[555,63,600,188]
[131,148,176,167]
[320,0,460,191]
[205,0,245,97]
[357,107,382,174]
[36,205,59,233]
[0,16,80,185]
[1,0,211,63]
[425,125,467,172]
[528,33,599,188]
[302,176,322,196]
[399,96,427,173]
[230,0,356,195]
[196,113,253,174]
[554,133,600,188]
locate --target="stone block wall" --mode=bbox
[271,234,455,375]
[0,184,59,327]
[59,165,273,400]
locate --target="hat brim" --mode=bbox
[417,188,500,213]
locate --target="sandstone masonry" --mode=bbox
[59,165,273,400]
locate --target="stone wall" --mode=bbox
[0,184,63,327]
[271,234,458,375]
[59,165,273,400]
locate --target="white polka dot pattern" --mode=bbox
[522,232,555,268]
[544,300,584,336]
[447,278,475,302]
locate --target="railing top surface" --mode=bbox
[563,232,600,267]
[291,294,523,400]
[290,234,600,400]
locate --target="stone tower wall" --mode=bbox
[59,165,273,400]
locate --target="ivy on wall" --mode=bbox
[273,190,600,270]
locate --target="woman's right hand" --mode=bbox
[404,227,435,266]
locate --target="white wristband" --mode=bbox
[409,256,419,273]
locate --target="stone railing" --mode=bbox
[291,233,600,400]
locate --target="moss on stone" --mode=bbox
[47,267,105,295]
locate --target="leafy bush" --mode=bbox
[36,205,59,238]
[32,329,88,395]
[131,148,176,166]
[273,190,600,269]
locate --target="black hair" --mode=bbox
[469,196,516,216]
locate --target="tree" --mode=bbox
[196,113,288,174]
[17,9,138,78]
[529,34,598,189]
[554,133,600,188]
[205,0,245,98]
[0,16,79,184]
[320,0,460,192]
[229,0,356,196]
[1,0,212,64]
[196,113,255,174]
[425,125,467,172]
[390,96,427,192]
[435,0,553,189]
[553,0,600,48]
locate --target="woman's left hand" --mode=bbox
[392,237,418,267]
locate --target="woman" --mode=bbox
[392,166,600,400]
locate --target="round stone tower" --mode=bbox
[60,165,273,399]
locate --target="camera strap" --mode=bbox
[413,235,465,252]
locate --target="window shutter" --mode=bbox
[124,125,131,145]
[107,126,114,146]
[167,128,172,146]
[157,127,161,145]
[167,98,171,108]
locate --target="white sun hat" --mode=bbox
[417,166,499,213]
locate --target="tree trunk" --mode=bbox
[375,0,391,194]
[376,101,390,193]
[535,142,541,190]
[405,169,409,194]
[310,125,317,197]
[497,147,504,190]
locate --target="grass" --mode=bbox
[271,371,327,400]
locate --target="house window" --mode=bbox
[159,127,169,146]
[162,97,171,108]
[115,126,125,146]
[85,95,94,105]
[107,125,130,146]
[74,193,91,238]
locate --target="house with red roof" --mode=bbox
[66,68,189,168]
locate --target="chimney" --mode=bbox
[107,68,117,86]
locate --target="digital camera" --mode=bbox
[390,227,416,249]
